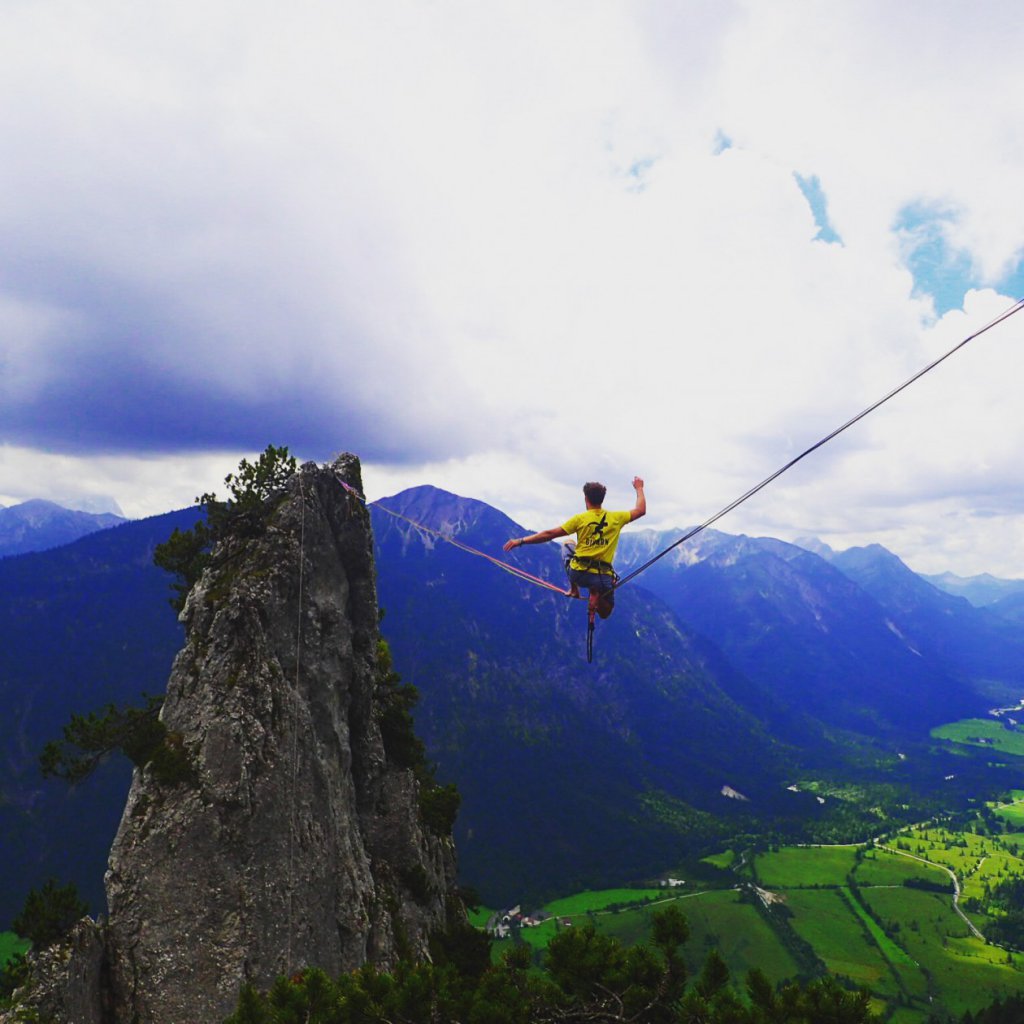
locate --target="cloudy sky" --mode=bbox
[1,1,1022,576]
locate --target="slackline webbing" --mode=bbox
[337,297,1022,601]
[337,476,573,596]
[613,296,1024,591]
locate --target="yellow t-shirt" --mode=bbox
[561,509,632,572]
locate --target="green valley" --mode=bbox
[479,792,1024,1022]
[932,719,1024,757]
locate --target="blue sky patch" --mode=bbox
[894,202,978,316]
[713,130,732,154]
[793,173,842,245]
[997,256,1024,302]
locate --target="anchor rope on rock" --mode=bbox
[285,470,307,974]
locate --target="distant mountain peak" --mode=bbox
[0,500,125,558]
[792,535,834,558]
[373,484,521,543]
[923,569,1024,607]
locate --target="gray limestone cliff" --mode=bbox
[4,454,461,1023]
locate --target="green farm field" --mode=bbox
[996,805,1024,827]
[490,888,800,987]
[752,845,859,887]
[486,888,684,965]
[467,906,494,930]
[993,801,1024,829]
[863,886,1024,1017]
[784,888,902,997]
[884,825,1024,904]
[484,815,1024,1021]
[738,831,1024,1018]
[594,889,800,986]
[542,888,667,917]
[752,843,950,890]
[701,850,736,869]
[853,847,950,888]
[931,718,1024,757]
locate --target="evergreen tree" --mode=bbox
[155,444,297,611]
[223,907,881,1023]
[11,879,87,949]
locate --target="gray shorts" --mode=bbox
[563,543,615,600]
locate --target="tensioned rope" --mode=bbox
[613,296,1024,591]
[335,476,572,597]
[336,298,1022,603]
[285,471,306,974]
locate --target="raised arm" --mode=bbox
[629,476,646,522]
[503,526,568,552]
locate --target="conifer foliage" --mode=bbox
[38,447,299,786]
[10,879,87,949]
[154,444,297,610]
[224,906,880,1024]
[39,694,193,785]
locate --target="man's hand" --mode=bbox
[502,538,522,553]
[630,476,646,521]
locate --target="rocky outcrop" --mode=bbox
[4,454,460,1023]
[4,919,108,1024]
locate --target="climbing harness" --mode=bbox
[571,554,616,575]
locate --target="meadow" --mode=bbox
[931,718,1024,757]
[592,888,800,986]
[478,806,1024,1023]
[885,824,1024,904]
[745,831,1024,1020]
[470,725,1024,1023]
[483,885,801,985]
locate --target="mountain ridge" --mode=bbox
[0,499,124,558]
[923,568,1024,608]
[1,478,1018,919]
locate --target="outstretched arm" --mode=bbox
[503,526,568,552]
[629,476,646,522]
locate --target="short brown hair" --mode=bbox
[583,482,606,506]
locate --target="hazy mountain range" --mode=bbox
[0,499,124,558]
[371,487,1024,901]
[922,569,1024,615]
[1,489,1022,922]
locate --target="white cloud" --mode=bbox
[0,1,1022,575]
[0,444,250,520]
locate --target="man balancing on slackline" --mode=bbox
[503,477,646,619]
